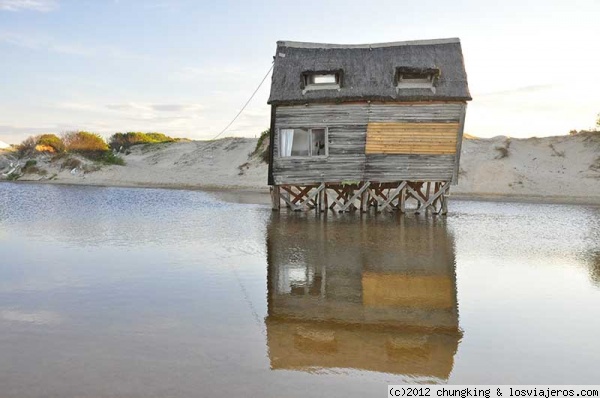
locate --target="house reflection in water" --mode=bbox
[265,214,461,380]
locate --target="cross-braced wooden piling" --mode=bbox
[271,181,450,214]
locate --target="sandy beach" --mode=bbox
[1,133,599,205]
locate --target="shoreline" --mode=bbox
[4,179,600,207]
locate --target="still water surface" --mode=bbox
[1,183,599,397]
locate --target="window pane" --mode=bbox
[279,129,294,157]
[291,129,309,156]
[400,73,432,84]
[312,74,336,84]
[311,128,326,156]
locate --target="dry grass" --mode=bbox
[494,138,511,159]
[61,157,82,170]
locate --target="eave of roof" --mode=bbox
[277,37,461,49]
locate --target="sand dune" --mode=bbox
[1,137,267,191]
[1,133,599,204]
[454,133,600,203]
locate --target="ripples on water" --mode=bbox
[0,183,599,397]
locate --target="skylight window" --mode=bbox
[310,74,337,84]
[302,70,343,92]
[395,67,440,90]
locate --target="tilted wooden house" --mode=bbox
[267,38,471,214]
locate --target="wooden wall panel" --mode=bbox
[366,122,459,155]
[365,154,456,182]
[273,103,463,185]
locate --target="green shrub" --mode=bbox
[63,131,109,153]
[254,129,269,153]
[145,132,174,143]
[37,134,65,153]
[99,151,125,165]
[21,160,39,174]
[253,129,270,163]
[108,132,174,150]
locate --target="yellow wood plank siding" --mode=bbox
[366,122,459,155]
[362,273,455,309]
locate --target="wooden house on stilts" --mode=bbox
[267,38,471,214]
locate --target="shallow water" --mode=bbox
[1,183,599,397]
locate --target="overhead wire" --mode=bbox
[210,61,274,141]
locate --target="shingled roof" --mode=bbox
[268,38,471,105]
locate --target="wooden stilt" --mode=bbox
[272,181,450,215]
[399,186,406,213]
[270,185,281,210]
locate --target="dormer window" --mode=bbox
[395,67,439,90]
[301,70,343,92]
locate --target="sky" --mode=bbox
[0,0,599,144]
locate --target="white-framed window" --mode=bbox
[302,71,342,92]
[395,67,439,89]
[307,73,337,85]
[279,127,328,157]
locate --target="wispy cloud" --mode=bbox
[0,31,142,60]
[175,65,247,83]
[53,101,206,126]
[105,103,204,113]
[475,84,555,98]
[0,0,58,12]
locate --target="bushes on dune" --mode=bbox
[16,131,124,166]
[108,132,175,150]
[63,131,109,153]
[17,134,65,157]
[15,130,183,169]
[37,134,65,153]
[253,129,270,163]
[17,136,38,157]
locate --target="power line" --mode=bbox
[211,62,274,141]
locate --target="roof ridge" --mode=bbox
[277,38,460,49]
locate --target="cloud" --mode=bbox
[0,31,143,60]
[0,32,95,56]
[475,84,555,98]
[175,65,247,83]
[0,0,58,12]
[105,102,204,113]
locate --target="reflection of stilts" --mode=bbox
[270,181,449,214]
[265,214,461,379]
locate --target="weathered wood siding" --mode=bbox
[365,122,458,155]
[272,102,465,185]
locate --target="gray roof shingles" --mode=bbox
[268,38,471,105]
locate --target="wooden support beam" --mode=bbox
[399,186,406,213]
[270,186,280,210]
[421,181,450,211]
[374,181,407,213]
[338,182,370,212]
[271,181,450,215]
[406,183,427,213]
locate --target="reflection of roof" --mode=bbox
[269,38,471,105]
